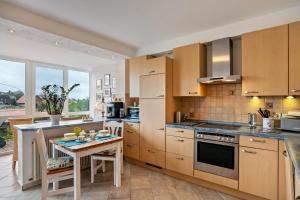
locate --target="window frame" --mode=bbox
[0,55,91,119]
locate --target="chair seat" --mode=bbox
[92,150,116,157]
[47,156,73,171]
[47,166,73,175]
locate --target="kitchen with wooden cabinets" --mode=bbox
[125,20,300,200]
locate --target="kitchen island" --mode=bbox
[14,119,104,190]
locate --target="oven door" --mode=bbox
[194,138,239,179]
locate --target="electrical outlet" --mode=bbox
[265,102,273,109]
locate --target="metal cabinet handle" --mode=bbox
[176,139,184,142]
[241,149,257,154]
[156,94,165,98]
[176,130,184,133]
[189,92,198,94]
[126,130,134,133]
[149,70,156,74]
[296,196,300,200]
[282,150,287,157]
[249,138,266,143]
[244,91,259,94]
[176,157,184,160]
[157,128,165,131]
[291,89,300,93]
[126,144,132,148]
[147,149,155,153]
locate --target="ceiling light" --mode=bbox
[8,29,15,33]
[55,41,60,46]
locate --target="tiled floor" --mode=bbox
[0,154,241,200]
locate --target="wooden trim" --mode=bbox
[125,157,267,200]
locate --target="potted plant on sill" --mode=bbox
[40,84,79,125]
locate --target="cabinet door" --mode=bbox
[142,56,166,75]
[166,136,193,157]
[173,43,206,96]
[124,142,139,160]
[140,73,165,99]
[278,141,287,200]
[242,25,288,96]
[166,153,193,176]
[140,145,166,168]
[239,147,278,200]
[129,56,149,97]
[140,98,165,151]
[289,21,300,96]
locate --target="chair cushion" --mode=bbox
[47,156,73,171]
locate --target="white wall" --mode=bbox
[137,5,300,55]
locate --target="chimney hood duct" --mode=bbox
[197,38,241,84]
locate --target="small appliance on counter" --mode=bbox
[106,102,124,118]
[127,106,139,119]
[281,111,300,132]
[248,113,257,129]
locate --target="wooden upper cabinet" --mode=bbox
[173,43,206,96]
[140,73,165,99]
[242,25,289,96]
[289,21,300,96]
[129,55,150,97]
[142,56,166,75]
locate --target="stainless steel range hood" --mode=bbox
[197,38,241,84]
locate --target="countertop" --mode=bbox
[166,120,300,177]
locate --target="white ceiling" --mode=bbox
[6,0,300,49]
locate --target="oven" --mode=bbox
[194,131,239,180]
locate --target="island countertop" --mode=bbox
[14,119,104,131]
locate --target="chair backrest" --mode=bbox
[35,129,48,170]
[61,116,82,121]
[8,117,33,135]
[104,121,123,137]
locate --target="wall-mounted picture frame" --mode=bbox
[96,79,102,90]
[104,74,110,86]
[96,93,103,102]
[112,77,116,89]
[103,88,111,97]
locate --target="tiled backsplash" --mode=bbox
[179,84,300,123]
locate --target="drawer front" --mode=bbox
[124,142,139,160]
[140,145,165,168]
[240,136,278,151]
[166,127,194,139]
[124,122,140,133]
[124,128,140,145]
[166,135,194,157]
[166,152,193,176]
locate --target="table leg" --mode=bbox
[74,155,81,200]
[52,144,59,190]
[115,143,121,187]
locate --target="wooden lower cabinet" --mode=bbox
[239,146,278,200]
[166,135,193,157]
[140,145,165,168]
[124,142,139,160]
[166,152,193,176]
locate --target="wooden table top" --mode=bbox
[49,136,123,152]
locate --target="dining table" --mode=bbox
[49,134,123,200]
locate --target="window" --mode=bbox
[0,59,26,116]
[68,70,89,112]
[35,66,63,112]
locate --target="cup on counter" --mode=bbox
[263,118,274,129]
[78,135,85,142]
[90,133,96,141]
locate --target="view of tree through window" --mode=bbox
[68,70,89,112]
[0,59,25,116]
[35,66,63,112]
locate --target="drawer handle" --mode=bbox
[296,196,300,200]
[176,139,184,142]
[126,144,132,147]
[282,150,287,157]
[291,89,300,93]
[189,92,198,94]
[157,128,165,131]
[176,157,184,160]
[147,149,155,153]
[149,70,156,74]
[241,149,257,154]
[156,95,165,98]
[244,91,259,94]
[126,130,134,133]
[249,138,266,143]
[176,130,184,133]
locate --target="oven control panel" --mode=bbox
[196,132,239,144]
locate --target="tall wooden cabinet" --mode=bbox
[139,56,175,168]
[289,21,300,96]
[173,43,206,96]
[242,25,289,96]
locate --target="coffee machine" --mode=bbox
[106,102,124,118]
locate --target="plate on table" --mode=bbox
[62,136,77,142]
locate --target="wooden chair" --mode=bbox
[90,121,123,184]
[8,117,33,169]
[35,129,74,200]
